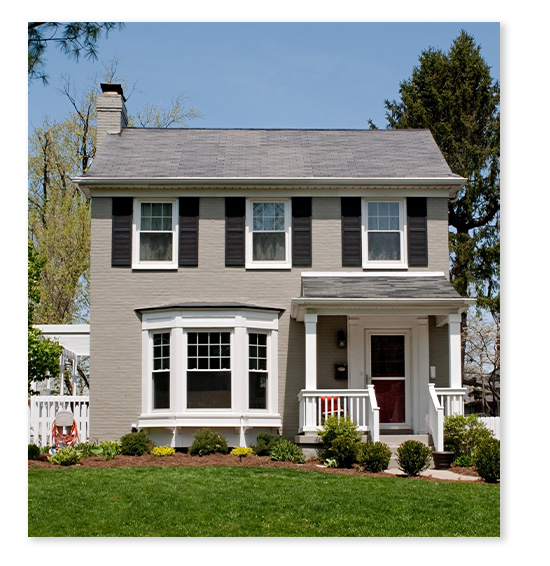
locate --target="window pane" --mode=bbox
[188,333,197,345]
[140,233,172,261]
[368,232,400,261]
[368,202,378,217]
[371,335,405,377]
[378,202,389,216]
[378,216,389,230]
[253,232,286,261]
[249,372,267,409]
[187,371,231,408]
[153,371,170,409]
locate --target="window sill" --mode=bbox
[245,263,292,270]
[132,263,178,271]
[362,263,409,270]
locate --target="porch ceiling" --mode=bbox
[291,274,474,320]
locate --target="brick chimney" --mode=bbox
[96,83,128,153]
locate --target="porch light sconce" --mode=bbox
[430,366,436,380]
[337,329,347,348]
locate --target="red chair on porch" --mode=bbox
[51,409,80,449]
[320,396,344,418]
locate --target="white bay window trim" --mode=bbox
[245,198,292,269]
[361,198,407,269]
[139,308,280,429]
[132,198,179,270]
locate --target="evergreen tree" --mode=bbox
[382,31,500,316]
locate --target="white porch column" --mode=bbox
[304,313,318,390]
[448,314,462,389]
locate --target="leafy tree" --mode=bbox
[28,22,124,84]
[28,65,203,324]
[463,313,500,416]
[28,243,63,395]
[374,31,500,316]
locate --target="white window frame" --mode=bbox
[185,329,234,411]
[140,309,279,419]
[362,198,407,269]
[133,198,179,270]
[245,198,292,269]
[247,331,270,412]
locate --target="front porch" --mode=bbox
[291,272,475,451]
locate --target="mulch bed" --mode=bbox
[28,452,483,482]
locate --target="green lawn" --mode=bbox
[28,466,499,537]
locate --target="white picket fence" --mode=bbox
[28,396,90,447]
[479,416,501,440]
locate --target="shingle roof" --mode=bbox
[135,302,285,314]
[84,128,461,180]
[301,275,463,299]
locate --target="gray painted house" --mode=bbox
[73,83,473,449]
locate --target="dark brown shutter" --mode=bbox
[341,197,362,266]
[407,197,428,266]
[179,197,199,266]
[225,197,245,266]
[112,197,133,266]
[292,197,312,266]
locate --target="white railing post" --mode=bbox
[428,384,444,451]
[366,384,379,442]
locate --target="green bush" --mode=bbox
[397,440,432,477]
[28,444,40,460]
[100,440,122,460]
[251,432,284,456]
[120,431,153,456]
[474,438,500,483]
[357,441,392,472]
[188,429,228,456]
[48,446,84,466]
[40,445,51,454]
[444,414,494,458]
[453,455,474,468]
[317,415,361,468]
[269,438,306,464]
[74,442,102,457]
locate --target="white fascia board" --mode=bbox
[290,297,475,320]
[72,176,465,198]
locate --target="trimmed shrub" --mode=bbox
[474,438,500,483]
[231,446,253,460]
[397,440,432,476]
[251,432,284,456]
[188,429,228,456]
[120,431,153,456]
[48,446,83,466]
[28,444,40,460]
[444,414,494,458]
[269,439,305,464]
[151,446,176,457]
[317,415,361,468]
[357,441,392,472]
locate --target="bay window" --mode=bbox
[140,307,280,422]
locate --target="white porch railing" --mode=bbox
[298,387,380,441]
[428,384,467,451]
[28,396,90,447]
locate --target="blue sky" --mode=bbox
[28,22,500,135]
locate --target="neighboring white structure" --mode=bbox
[33,324,90,396]
[29,325,91,445]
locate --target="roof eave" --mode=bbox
[72,175,465,199]
[290,297,475,320]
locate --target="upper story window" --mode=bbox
[362,199,407,269]
[133,199,178,269]
[246,199,292,269]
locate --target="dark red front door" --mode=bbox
[370,335,406,424]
